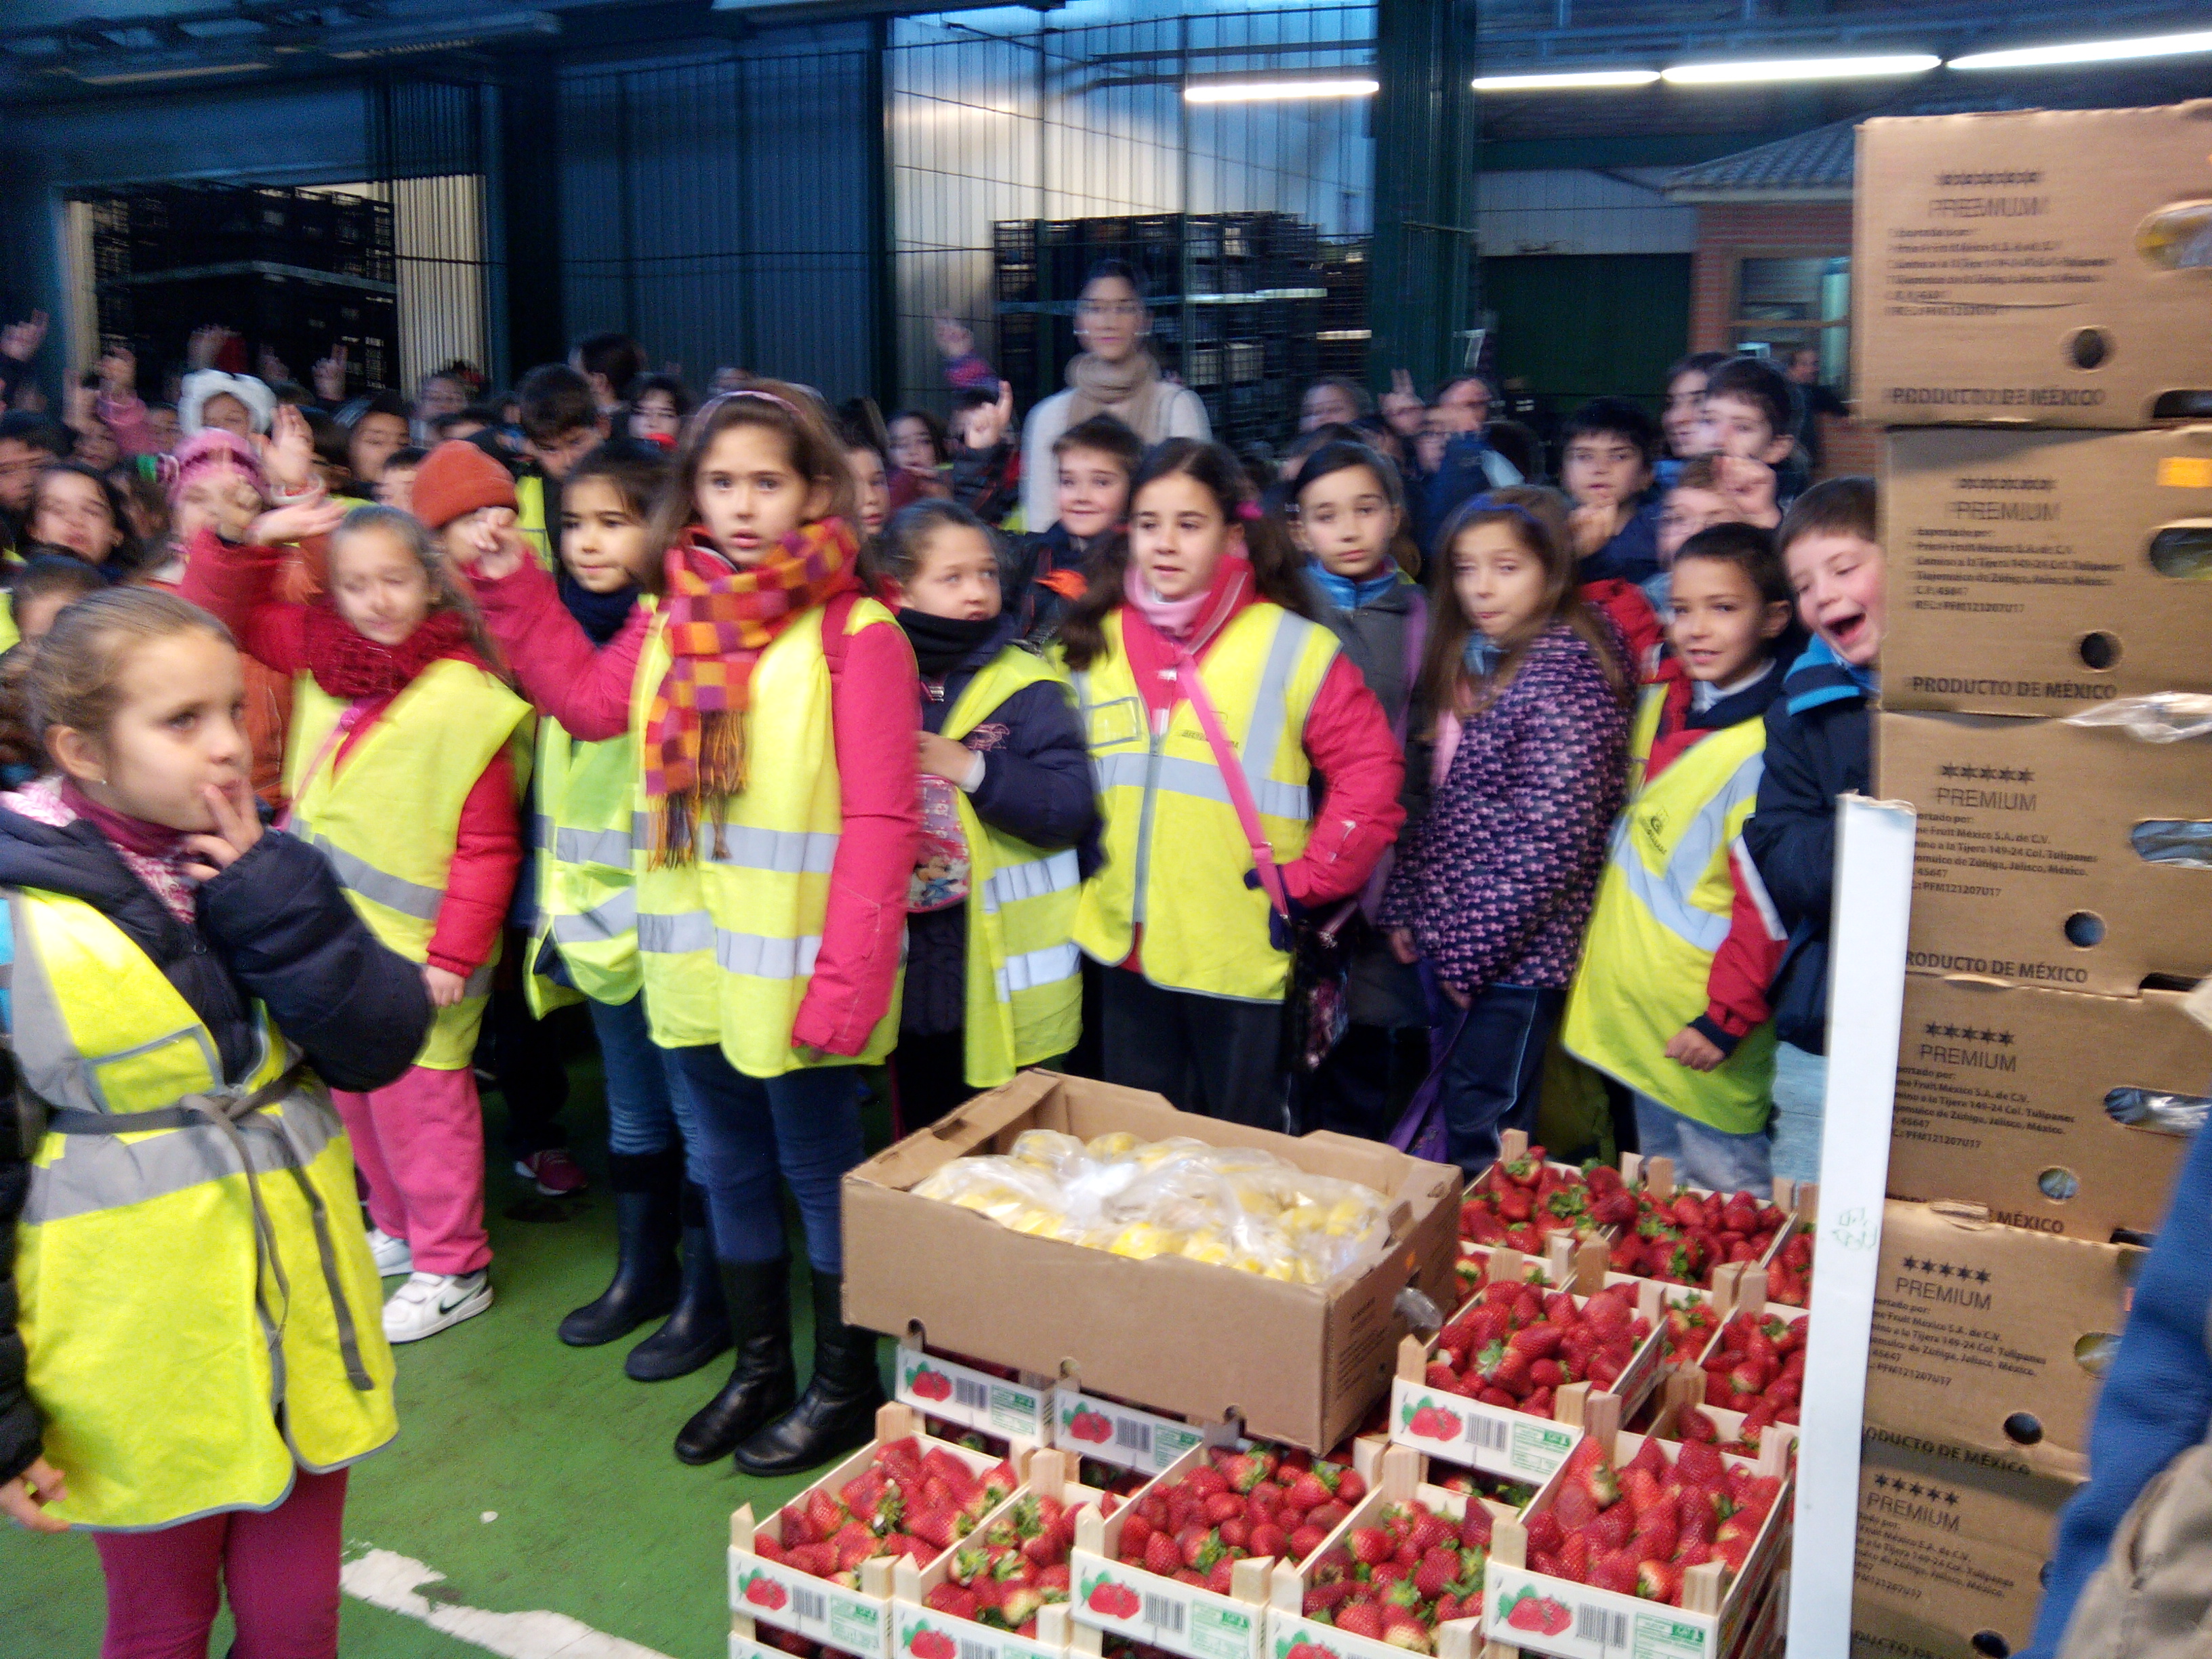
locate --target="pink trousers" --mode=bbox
[94,1467,349,1659]
[333,1063,492,1275]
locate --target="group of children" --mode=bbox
[0,333,1881,1658]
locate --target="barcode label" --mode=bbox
[1469,1414,1510,1452]
[1576,1604,1629,1648]
[1116,1418,1153,1454]
[959,1640,994,1659]
[792,1586,826,1623]
[955,1377,990,1412]
[1143,1594,1185,1634]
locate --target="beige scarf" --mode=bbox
[1064,348,1176,441]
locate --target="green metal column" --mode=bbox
[1368,0,1479,394]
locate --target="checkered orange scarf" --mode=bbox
[644,517,859,864]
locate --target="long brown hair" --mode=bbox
[1059,438,1311,671]
[1417,484,1626,729]
[649,380,856,564]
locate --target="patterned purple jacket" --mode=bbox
[1380,622,1630,996]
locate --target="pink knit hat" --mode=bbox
[167,428,268,506]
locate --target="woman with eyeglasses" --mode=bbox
[1019,260,1210,532]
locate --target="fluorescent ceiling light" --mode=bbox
[72,60,269,84]
[1475,68,1659,91]
[1951,29,2212,70]
[1662,53,1939,84]
[1184,77,1378,103]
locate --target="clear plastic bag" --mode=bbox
[2105,1086,2211,1135]
[2066,695,2212,744]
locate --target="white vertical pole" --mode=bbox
[1785,794,1917,1659]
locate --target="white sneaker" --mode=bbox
[367,1227,412,1277]
[383,1270,493,1343]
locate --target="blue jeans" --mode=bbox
[668,1046,865,1274]
[1633,1093,1772,1198]
[588,994,704,1181]
[1768,1041,1826,1184]
[1439,983,1565,1181]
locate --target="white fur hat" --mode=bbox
[178,369,276,436]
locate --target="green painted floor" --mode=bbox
[1,1053,888,1657]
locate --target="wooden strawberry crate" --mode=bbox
[1458,1132,1625,1256]
[1681,1267,1807,1442]
[1640,1371,1800,1467]
[1068,1439,1275,1659]
[731,1404,1019,1659]
[1390,1248,1671,1484]
[895,1339,1055,1453]
[892,1450,1104,1659]
[1600,1159,1810,1293]
[1479,1397,1793,1659]
[1265,1442,1521,1659]
[1052,1382,1218,1479]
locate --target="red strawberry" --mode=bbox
[926,1583,980,1621]
[1141,1531,1183,1578]
[1335,1471,1368,1505]
[1336,1603,1385,1641]
[909,1508,962,1552]
[1290,1525,1326,1561]
[1589,1550,1640,1596]
[1121,1513,1154,1554]
[1284,1473,1334,1514]
[1414,1547,1460,1599]
[1250,1523,1288,1560]
[1637,1561,1680,1603]
[1458,1507,1493,1551]
[1556,1532,1591,1584]
[1350,1527,1395,1566]
[1586,1503,1635,1553]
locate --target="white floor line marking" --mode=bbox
[342,1548,680,1659]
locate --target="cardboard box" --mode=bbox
[1891,973,2207,1242]
[1881,425,2212,715]
[1879,710,2212,996]
[1856,103,2212,430]
[1850,1425,2078,1659]
[843,1073,1462,1452]
[1864,1201,2140,1479]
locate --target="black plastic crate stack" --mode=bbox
[1317,238,1370,381]
[989,211,1336,447]
[86,182,397,400]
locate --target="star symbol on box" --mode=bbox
[1902,1256,1919,1271]
[1977,1269,1991,1284]
[1938,1263,1954,1277]
[1944,1492,1959,1507]
[1873,1474,1889,1489]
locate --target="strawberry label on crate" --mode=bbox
[1486,1568,1713,1659]
[1071,1555,1259,1659]
[1054,1391,1204,1473]
[899,1612,1054,1659]
[1391,1378,1578,1480]
[898,1355,1050,1441]
[733,1561,887,1657]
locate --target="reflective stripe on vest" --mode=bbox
[1560,689,1776,1136]
[530,708,645,1012]
[8,888,396,1530]
[1071,605,1336,1003]
[712,825,840,875]
[285,659,531,1070]
[941,647,1086,1087]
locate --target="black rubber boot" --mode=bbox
[673,1259,797,1466]
[626,1183,733,1382]
[732,1269,886,1477]
[558,1150,682,1347]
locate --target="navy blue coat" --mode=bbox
[0,816,431,1487]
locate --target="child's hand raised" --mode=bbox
[1712,456,1780,528]
[180,778,264,882]
[1568,501,1616,559]
[1663,1027,1726,1073]
[423,966,468,1008]
[0,1456,69,1534]
[263,403,318,494]
[459,516,531,582]
[250,491,346,549]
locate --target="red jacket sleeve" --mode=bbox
[96,393,157,459]
[179,527,310,678]
[1694,836,1789,1050]
[792,616,922,1057]
[1279,653,1407,909]
[424,745,523,979]
[466,556,644,741]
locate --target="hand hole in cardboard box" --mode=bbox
[2076,630,2122,671]
[2152,391,2212,420]
[2104,1084,2211,1134]
[2064,911,2108,948]
[2148,525,2212,581]
[2068,328,2110,371]
[2003,1410,2044,1446]
[2074,1332,2121,1374]
[1971,1631,2013,1659]
[2036,1167,2080,1202]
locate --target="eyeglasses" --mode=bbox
[1077,300,1145,321]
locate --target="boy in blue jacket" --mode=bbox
[1740,476,1880,1183]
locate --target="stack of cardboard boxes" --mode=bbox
[1849,101,2212,1659]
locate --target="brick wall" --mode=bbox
[1686,199,1875,479]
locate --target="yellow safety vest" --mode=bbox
[1071,604,1338,1003]
[941,645,1084,1087]
[630,596,905,1076]
[1561,687,1777,1134]
[529,710,644,1015]
[285,657,533,1070]
[9,888,395,1530]
[516,474,554,570]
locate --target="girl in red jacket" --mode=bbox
[1059,439,1403,1129]
[184,502,528,1345]
[456,385,919,1477]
